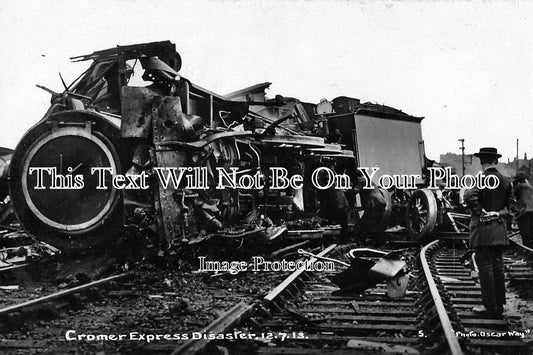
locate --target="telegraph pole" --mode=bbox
[458,139,465,176]
[516,138,520,173]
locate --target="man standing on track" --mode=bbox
[513,171,533,248]
[464,147,516,316]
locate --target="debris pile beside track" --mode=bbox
[0,229,59,270]
[0,252,292,354]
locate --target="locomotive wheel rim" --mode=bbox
[21,128,118,232]
[406,188,437,239]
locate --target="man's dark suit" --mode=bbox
[464,167,516,313]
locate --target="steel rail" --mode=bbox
[0,272,129,317]
[420,240,463,355]
[511,240,533,253]
[509,232,533,253]
[264,243,337,302]
[0,263,28,273]
[172,244,337,355]
[170,302,254,355]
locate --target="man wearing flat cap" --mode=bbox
[464,147,516,316]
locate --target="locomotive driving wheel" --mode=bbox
[406,188,437,240]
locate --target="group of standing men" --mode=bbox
[464,147,533,317]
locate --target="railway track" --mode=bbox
[0,258,288,354]
[425,239,531,354]
[0,271,131,352]
[172,237,533,355]
[173,244,446,354]
[0,234,530,354]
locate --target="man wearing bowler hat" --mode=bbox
[464,147,516,316]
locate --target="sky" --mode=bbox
[0,0,532,162]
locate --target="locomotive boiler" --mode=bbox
[9,41,356,251]
[9,40,456,253]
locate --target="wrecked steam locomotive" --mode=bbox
[8,41,444,251]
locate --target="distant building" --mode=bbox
[440,152,532,178]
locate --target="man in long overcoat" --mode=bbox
[464,147,516,316]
